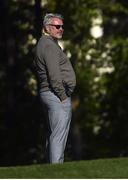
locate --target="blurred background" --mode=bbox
[0,0,128,166]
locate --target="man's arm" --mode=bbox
[43,44,68,101]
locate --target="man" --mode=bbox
[34,13,76,164]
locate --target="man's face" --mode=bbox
[46,17,64,39]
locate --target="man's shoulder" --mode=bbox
[39,35,55,45]
[36,35,60,55]
[36,36,51,52]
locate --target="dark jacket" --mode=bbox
[34,34,76,101]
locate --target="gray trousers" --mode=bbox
[40,91,72,164]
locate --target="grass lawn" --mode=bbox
[0,158,128,178]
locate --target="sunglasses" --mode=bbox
[48,24,64,29]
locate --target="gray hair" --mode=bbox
[43,13,63,26]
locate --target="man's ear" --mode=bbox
[42,26,50,36]
[44,26,49,33]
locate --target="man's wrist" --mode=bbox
[60,95,68,101]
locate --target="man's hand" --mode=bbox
[61,97,68,102]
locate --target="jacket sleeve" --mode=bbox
[43,43,68,101]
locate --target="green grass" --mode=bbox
[0,158,128,178]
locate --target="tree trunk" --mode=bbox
[34,0,42,40]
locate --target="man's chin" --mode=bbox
[57,35,62,39]
[53,34,63,39]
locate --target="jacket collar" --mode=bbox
[42,33,58,44]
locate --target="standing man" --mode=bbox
[34,13,76,164]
